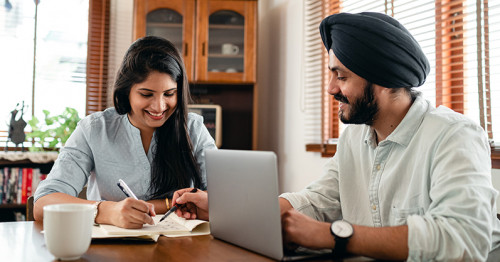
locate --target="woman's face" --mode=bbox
[128,71,178,133]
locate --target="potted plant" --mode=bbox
[26,107,81,152]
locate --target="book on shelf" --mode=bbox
[0,167,47,205]
[93,214,210,242]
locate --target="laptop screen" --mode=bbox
[206,149,285,260]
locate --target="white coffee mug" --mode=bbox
[44,204,95,260]
[221,43,239,55]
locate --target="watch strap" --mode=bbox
[332,234,349,258]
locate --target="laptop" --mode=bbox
[205,149,332,261]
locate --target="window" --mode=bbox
[304,0,500,167]
[0,0,88,144]
[0,0,109,149]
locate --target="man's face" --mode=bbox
[327,50,379,125]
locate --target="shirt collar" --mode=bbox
[364,93,430,148]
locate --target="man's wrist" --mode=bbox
[308,221,336,249]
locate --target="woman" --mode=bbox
[33,36,217,228]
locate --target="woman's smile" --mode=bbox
[128,71,178,133]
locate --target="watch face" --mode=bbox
[331,220,353,238]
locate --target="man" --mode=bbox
[278,12,500,261]
[173,12,500,261]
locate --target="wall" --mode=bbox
[257,0,328,193]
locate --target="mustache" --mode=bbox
[333,94,349,104]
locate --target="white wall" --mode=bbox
[257,0,329,193]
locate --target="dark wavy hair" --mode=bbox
[113,36,202,199]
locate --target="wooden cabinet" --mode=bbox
[133,0,258,149]
[133,0,256,83]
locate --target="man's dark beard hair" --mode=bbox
[335,82,379,125]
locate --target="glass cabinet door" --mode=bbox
[196,0,256,83]
[146,9,183,54]
[207,11,244,74]
[134,0,195,79]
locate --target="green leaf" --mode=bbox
[27,107,81,150]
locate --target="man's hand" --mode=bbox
[171,188,209,220]
[281,209,334,250]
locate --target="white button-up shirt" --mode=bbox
[281,94,500,261]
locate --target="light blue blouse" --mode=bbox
[281,94,500,261]
[34,108,217,202]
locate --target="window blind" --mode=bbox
[490,1,500,143]
[322,1,341,142]
[303,0,326,144]
[307,0,499,149]
[86,0,110,115]
[107,0,134,107]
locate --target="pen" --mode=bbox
[159,188,198,222]
[117,179,138,200]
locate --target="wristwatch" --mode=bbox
[330,220,353,258]
[92,200,104,225]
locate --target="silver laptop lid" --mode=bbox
[206,149,284,260]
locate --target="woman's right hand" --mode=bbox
[97,198,155,229]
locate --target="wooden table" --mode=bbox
[0,221,278,262]
[0,221,351,262]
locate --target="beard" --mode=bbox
[334,82,379,125]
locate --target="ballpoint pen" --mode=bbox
[159,188,198,222]
[117,179,139,200]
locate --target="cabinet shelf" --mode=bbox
[209,24,244,30]
[208,54,244,58]
[0,204,25,209]
[147,23,182,28]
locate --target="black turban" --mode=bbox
[319,12,430,88]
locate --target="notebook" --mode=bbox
[95,213,209,239]
[205,149,332,261]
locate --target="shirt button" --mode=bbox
[376,164,381,170]
[372,205,377,210]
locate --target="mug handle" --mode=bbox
[232,45,239,54]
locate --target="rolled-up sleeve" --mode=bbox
[280,156,342,222]
[407,122,496,261]
[33,119,94,202]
